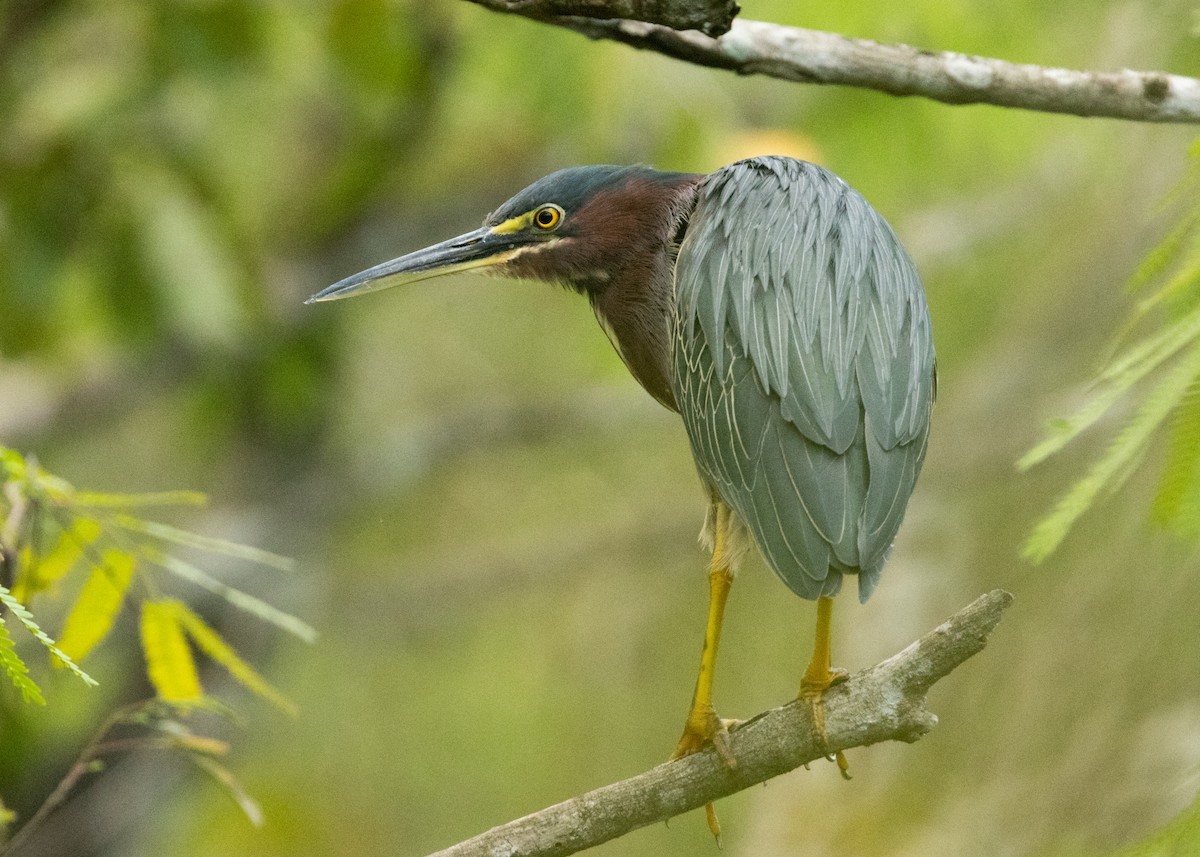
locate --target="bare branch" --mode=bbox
[472,0,738,36]
[426,589,1014,857]
[465,3,1200,124]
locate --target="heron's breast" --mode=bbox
[591,271,678,412]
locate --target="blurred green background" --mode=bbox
[2,1,1200,855]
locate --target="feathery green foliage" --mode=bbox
[1152,382,1200,538]
[0,584,96,688]
[1022,139,1200,560]
[0,445,311,707]
[0,617,45,705]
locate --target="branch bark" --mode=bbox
[466,1,1200,124]
[426,589,1014,857]
[474,0,738,36]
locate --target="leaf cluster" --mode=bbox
[0,446,313,709]
[1021,139,1200,561]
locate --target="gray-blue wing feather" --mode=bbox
[673,157,934,602]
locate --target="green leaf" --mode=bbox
[73,491,208,509]
[172,601,297,716]
[143,548,316,643]
[0,616,45,705]
[113,515,295,572]
[55,550,136,664]
[0,584,97,687]
[140,599,202,703]
[1024,342,1200,562]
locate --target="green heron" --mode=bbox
[309,156,935,830]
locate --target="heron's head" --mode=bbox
[307,165,700,304]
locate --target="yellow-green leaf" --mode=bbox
[172,602,296,715]
[10,545,33,603]
[74,490,207,509]
[32,517,103,589]
[55,550,136,664]
[140,600,202,703]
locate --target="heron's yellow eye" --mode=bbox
[534,206,562,230]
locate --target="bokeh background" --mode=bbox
[2,1,1199,855]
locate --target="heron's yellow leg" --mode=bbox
[800,596,839,691]
[800,596,851,780]
[672,504,737,765]
[671,562,734,760]
[672,505,738,843]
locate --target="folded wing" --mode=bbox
[672,157,935,601]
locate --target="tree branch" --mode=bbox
[473,0,738,36]
[465,2,1200,124]
[426,589,1014,857]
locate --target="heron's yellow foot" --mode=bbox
[671,705,740,767]
[799,665,851,780]
[671,705,740,845]
[799,664,849,694]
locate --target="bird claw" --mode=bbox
[799,666,851,779]
[671,712,735,848]
[671,708,740,770]
[705,801,723,846]
[834,750,852,780]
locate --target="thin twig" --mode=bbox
[425,589,1014,857]
[0,703,131,856]
[0,701,213,856]
[465,2,1200,124]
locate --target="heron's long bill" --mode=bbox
[306,226,521,303]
